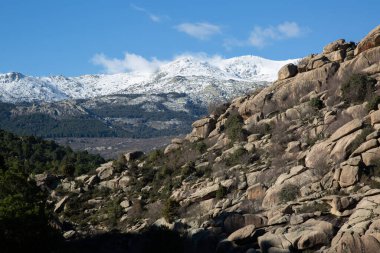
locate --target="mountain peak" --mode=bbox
[0,72,25,82]
[0,55,298,103]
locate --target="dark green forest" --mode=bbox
[0,129,105,252]
[0,129,105,176]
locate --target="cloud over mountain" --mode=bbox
[175,22,222,40]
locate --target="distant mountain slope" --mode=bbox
[0,93,206,138]
[0,55,297,104]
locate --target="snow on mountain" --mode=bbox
[0,55,298,104]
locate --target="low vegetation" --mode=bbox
[367,95,380,111]
[162,199,180,222]
[279,184,300,203]
[224,110,246,142]
[225,147,249,166]
[309,97,324,110]
[341,74,377,104]
[215,184,228,199]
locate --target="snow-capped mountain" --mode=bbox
[0,55,298,104]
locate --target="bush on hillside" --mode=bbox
[112,154,128,173]
[147,149,164,164]
[162,199,180,223]
[59,163,75,177]
[181,162,196,178]
[225,147,248,166]
[105,197,124,227]
[225,111,245,142]
[194,141,207,153]
[215,184,227,199]
[367,95,380,111]
[309,97,324,110]
[279,184,300,203]
[341,74,377,104]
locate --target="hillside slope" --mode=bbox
[0,93,205,138]
[34,25,380,252]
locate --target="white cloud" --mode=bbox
[130,4,165,23]
[92,53,167,74]
[175,22,221,40]
[224,22,305,49]
[248,22,303,48]
[277,22,301,38]
[92,52,232,74]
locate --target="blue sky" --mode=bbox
[0,0,379,76]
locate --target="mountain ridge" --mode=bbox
[0,55,298,104]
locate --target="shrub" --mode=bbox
[162,199,180,223]
[147,149,163,163]
[105,198,124,227]
[225,111,245,142]
[195,165,212,178]
[112,154,127,173]
[341,74,377,104]
[155,166,172,181]
[181,162,195,178]
[367,95,380,111]
[309,97,324,110]
[279,184,300,203]
[59,163,75,177]
[215,184,227,199]
[226,147,248,166]
[195,141,207,153]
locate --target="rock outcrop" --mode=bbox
[278,63,298,80]
[355,25,380,55]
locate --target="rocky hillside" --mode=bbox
[35,25,380,252]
